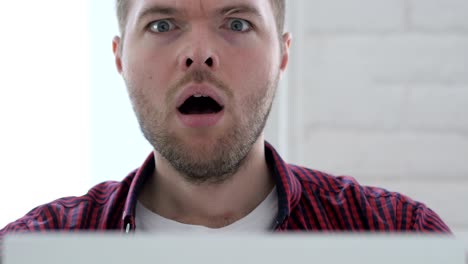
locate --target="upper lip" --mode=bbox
[176,84,226,109]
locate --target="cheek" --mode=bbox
[226,61,274,121]
[225,45,277,89]
[124,50,175,104]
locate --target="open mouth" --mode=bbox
[177,94,224,115]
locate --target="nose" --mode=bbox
[177,33,219,71]
[184,56,215,68]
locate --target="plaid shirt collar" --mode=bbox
[121,142,302,232]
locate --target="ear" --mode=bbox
[112,36,123,74]
[279,32,292,74]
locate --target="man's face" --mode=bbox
[113,0,290,183]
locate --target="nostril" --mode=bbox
[205,57,213,67]
[186,58,193,67]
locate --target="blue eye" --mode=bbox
[227,19,251,32]
[149,19,176,33]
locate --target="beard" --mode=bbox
[127,70,279,185]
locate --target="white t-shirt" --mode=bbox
[135,187,278,233]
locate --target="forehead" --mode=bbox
[127,0,274,20]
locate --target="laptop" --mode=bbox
[3,233,466,264]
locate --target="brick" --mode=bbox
[304,34,468,86]
[409,0,468,31]
[301,130,468,180]
[358,180,468,230]
[299,84,468,134]
[404,86,468,131]
[369,35,468,84]
[303,83,406,130]
[301,34,468,129]
[303,0,406,32]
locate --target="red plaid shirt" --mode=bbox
[0,142,451,235]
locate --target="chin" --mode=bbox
[184,138,221,155]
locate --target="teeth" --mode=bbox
[193,94,205,98]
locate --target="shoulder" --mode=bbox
[1,172,137,234]
[286,164,451,232]
[289,164,398,198]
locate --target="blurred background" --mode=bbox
[0,0,467,237]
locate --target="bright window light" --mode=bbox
[0,1,90,227]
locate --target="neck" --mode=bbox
[139,136,274,228]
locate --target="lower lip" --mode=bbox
[177,110,224,128]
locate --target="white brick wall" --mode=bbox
[405,85,468,131]
[304,0,406,32]
[410,0,468,30]
[302,130,468,179]
[284,0,468,234]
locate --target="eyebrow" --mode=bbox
[136,5,179,24]
[218,4,263,18]
[136,3,263,24]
